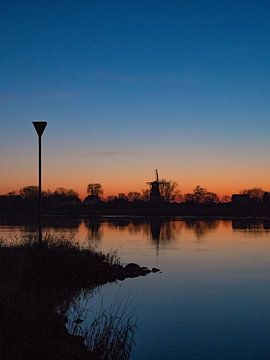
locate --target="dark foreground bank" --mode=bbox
[0,235,155,360]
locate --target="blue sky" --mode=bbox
[1,0,270,196]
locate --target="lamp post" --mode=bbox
[32,121,47,244]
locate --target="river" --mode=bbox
[1,217,270,359]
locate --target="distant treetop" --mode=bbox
[87,183,104,197]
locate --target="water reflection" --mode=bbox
[0,215,80,229]
[184,219,219,240]
[85,218,103,241]
[232,219,270,231]
[106,217,149,235]
[149,220,183,254]
[0,216,81,239]
[3,217,270,245]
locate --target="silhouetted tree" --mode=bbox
[240,188,265,202]
[52,187,80,203]
[184,186,219,204]
[184,193,194,202]
[159,179,181,202]
[127,192,141,201]
[87,183,103,197]
[54,187,79,198]
[117,193,128,200]
[43,189,53,198]
[192,185,208,203]
[204,192,219,204]
[5,191,18,197]
[221,195,231,203]
[105,195,117,202]
[19,186,39,199]
[140,189,150,201]
[263,192,270,204]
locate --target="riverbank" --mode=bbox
[1,197,270,217]
[0,234,154,359]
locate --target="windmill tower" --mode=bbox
[147,169,163,202]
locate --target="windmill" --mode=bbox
[147,169,165,202]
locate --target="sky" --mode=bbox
[1,0,270,198]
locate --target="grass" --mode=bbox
[67,294,136,360]
[0,233,137,360]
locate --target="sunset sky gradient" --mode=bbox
[1,0,270,198]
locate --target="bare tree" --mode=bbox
[19,186,39,199]
[192,185,208,203]
[140,189,150,201]
[87,183,104,197]
[105,195,117,202]
[184,193,194,202]
[5,191,18,197]
[159,179,181,202]
[240,188,265,202]
[52,187,80,202]
[204,192,219,203]
[221,195,231,203]
[117,193,128,200]
[184,186,219,204]
[54,187,79,198]
[127,192,141,201]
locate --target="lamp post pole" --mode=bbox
[33,121,47,245]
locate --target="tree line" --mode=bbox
[2,180,268,204]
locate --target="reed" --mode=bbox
[0,233,137,359]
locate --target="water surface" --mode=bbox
[1,217,270,359]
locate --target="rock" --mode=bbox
[124,263,151,277]
[124,263,141,274]
[152,267,160,273]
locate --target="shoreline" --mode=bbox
[0,235,156,359]
[2,213,270,221]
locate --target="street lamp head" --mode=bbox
[33,121,47,136]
